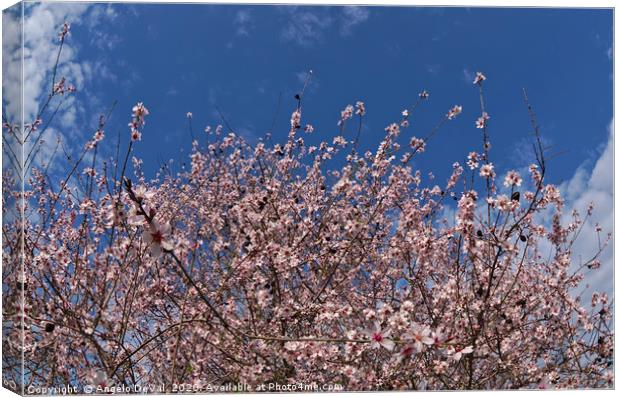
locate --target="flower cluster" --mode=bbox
[129,102,149,141]
[290,109,301,129]
[355,101,366,116]
[473,71,486,85]
[58,21,70,41]
[447,105,463,120]
[52,77,75,95]
[503,170,522,187]
[475,111,490,129]
[338,104,354,127]
[479,162,496,178]
[85,129,105,150]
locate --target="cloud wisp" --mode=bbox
[280,6,370,47]
[2,2,117,175]
[561,120,614,295]
[234,9,253,37]
[340,6,370,36]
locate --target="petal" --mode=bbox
[422,336,435,345]
[160,222,171,234]
[161,240,174,251]
[414,341,423,352]
[142,230,152,244]
[382,340,395,351]
[150,244,162,257]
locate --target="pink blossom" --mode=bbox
[409,137,425,152]
[431,328,449,345]
[133,185,156,204]
[132,102,149,124]
[467,151,480,169]
[290,109,301,129]
[129,102,149,141]
[447,105,462,120]
[58,22,70,41]
[92,129,104,143]
[105,202,126,227]
[475,112,490,128]
[142,220,174,257]
[479,163,495,178]
[406,323,434,352]
[363,322,395,351]
[395,344,416,363]
[473,71,486,84]
[53,77,66,94]
[447,345,473,362]
[355,101,366,116]
[503,170,522,187]
[338,104,354,126]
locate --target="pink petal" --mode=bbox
[142,230,152,244]
[381,339,395,351]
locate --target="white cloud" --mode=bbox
[560,120,614,295]
[426,64,440,75]
[234,9,253,36]
[281,7,333,47]
[2,2,117,174]
[462,68,474,84]
[296,71,308,85]
[279,6,370,47]
[439,121,613,297]
[340,6,370,36]
[87,3,121,50]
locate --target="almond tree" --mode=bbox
[2,24,613,393]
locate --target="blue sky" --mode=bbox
[2,3,612,189]
[51,4,612,186]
